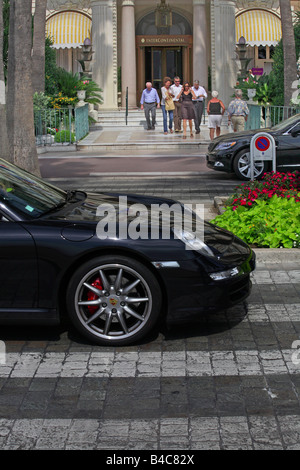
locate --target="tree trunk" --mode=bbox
[0,0,11,162]
[32,0,47,93]
[279,0,298,106]
[6,0,40,176]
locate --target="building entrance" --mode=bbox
[136,35,192,103]
[145,47,182,91]
[135,11,193,105]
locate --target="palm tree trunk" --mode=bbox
[32,0,47,93]
[279,0,298,106]
[6,0,40,175]
[0,0,11,162]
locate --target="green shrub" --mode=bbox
[55,69,79,98]
[33,92,51,111]
[54,130,75,143]
[211,172,300,248]
[45,37,60,96]
[212,196,300,248]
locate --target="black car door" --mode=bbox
[276,125,300,171]
[0,215,38,309]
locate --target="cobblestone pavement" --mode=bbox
[1,173,300,450]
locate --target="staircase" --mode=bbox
[77,108,229,151]
[92,108,165,130]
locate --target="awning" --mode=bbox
[46,11,92,49]
[236,9,282,47]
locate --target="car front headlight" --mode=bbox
[215,141,236,151]
[209,267,240,281]
[173,228,214,257]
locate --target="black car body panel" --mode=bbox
[0,191,254,323]
[0,158,255,342]
[206,114,300,176]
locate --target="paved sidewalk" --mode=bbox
[38,120,230,153]
[78,122,231,150]
[1,267,300,449]
[78,126,212,150]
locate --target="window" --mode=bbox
[258,46,266,59]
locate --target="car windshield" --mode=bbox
[271,113,300,132]
[0,160,67,219]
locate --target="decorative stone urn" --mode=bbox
[247,88,256,102]
[77,90,86,107]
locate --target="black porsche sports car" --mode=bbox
[0,158,255,346]
[206,113,300,180]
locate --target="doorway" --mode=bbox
[145,47,183,91]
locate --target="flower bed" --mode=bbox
[212,172,300,248]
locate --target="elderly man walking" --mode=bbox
[140,82,160,130]
[192,80,207,134]
[227,89,249,132]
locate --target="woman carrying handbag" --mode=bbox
[161,77,175,135]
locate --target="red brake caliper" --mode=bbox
[87,278,103,314]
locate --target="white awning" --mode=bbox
[236,9,282,47]
[46,11,92,49]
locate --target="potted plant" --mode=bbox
[75,80,89,103]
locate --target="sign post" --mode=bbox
[250,132,276,181]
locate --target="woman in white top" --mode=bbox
[161,77,174,135]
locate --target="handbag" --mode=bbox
[165,96,175,111]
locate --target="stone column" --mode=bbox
[121,0,137,108]
[193,0,208,88]
[211,0,236,106]
[91,0,118,109]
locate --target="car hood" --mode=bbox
[45,191,251,260]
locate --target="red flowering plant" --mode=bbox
[212,171,300,248]
[75,80,90,91]
[225,171,300,211]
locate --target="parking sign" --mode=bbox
[250,132,276,180]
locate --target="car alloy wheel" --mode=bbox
[67,256,162,345]
[233,149,267,180]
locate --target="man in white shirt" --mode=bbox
[170,76,183,132]
[192,80,207,134]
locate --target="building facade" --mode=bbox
[45,0,300,109]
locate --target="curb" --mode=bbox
[76,142,209,151]
[214,196,228,215]
[37,144,77,154]
[213,196,300,265]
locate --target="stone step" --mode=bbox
[95,109,228,128]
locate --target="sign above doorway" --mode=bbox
[136,35,192,48]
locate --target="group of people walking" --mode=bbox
[140,78,249,140]
[140,76,207,139]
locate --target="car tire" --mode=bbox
[233,149,268,180]
[67,255,162,346]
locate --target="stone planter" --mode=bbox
[247,88,256,102]
[77,90,86,107]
